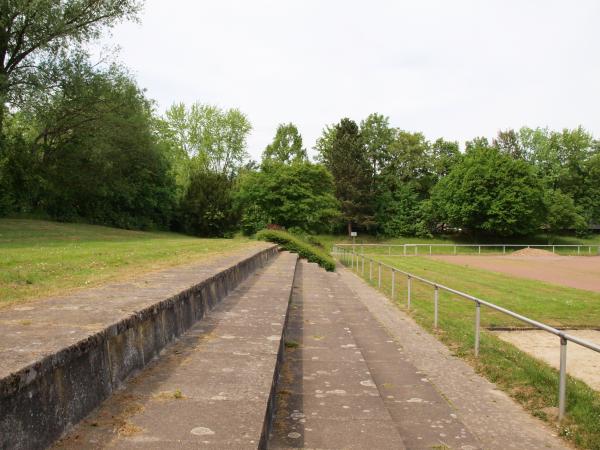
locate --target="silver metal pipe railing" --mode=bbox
[333,245,600,421]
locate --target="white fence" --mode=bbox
[333,243,600,256]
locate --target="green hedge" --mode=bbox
[256,229,336,271]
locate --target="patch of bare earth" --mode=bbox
[511,248,557,257]
[429,254,600,293]
[494,329,600,391]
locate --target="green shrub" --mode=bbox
[256,229,335,271]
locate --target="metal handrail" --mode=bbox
[333,245,600,421]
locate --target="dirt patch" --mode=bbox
[511,248,556,257]
[429,254,600,293]
[494,329,600,391]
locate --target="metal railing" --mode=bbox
[334,243,600,257]
[333,245,600,421]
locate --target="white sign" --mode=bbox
[350,232,357,237]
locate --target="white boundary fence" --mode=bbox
[333,243,600,256]
[333,245,600,422]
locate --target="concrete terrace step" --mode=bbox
[268,260,407,449]
[53,251,299,449]
[0,243,278,450]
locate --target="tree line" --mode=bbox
[1,1,599,238]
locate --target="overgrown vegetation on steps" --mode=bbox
[256,229,335,271]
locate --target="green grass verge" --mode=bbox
[0,219,255,307]
[256,229,335,271]
[340,253,600,449]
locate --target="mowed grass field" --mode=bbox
[340,253,600,449]
[0,219,255,307]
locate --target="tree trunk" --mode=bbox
[347,221,353,236]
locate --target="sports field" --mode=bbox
[430,253,600,292]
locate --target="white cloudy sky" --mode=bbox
[98,0,600,160]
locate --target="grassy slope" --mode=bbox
[0,219,254,307]
[342,253,600,449]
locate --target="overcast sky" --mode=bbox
[98,0,600,160]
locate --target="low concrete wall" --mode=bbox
[0,245,278,450]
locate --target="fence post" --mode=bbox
[391,269,395,299]
[407,276,412,309]
[478,245,481,254]
[378,263,382,288]
[369,259,373,281]
[503,245,506,254]
[454,245,457,255]
[389,245,391,255]
[578,246,580,255]
[552,245,555,254]
[559,336,567,421]
[434,286,439,328]
[403,245,406,256]
[475,302,481,357]
[362,255,365,275]
[429,245,432,255]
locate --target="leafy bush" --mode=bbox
[256,229,335,271]
[177,169,238,237]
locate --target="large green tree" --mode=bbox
[316,118,372,234]
[0,0,142,133]
[262,123,306,164]
[3,59,176,229]
[235,161,339,235]
[161,102,251,178]
[431,142,545,236]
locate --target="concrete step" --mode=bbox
[268,260,407,449]
[0,243,278,450]
[52,251,298,449]
[328,269,481,449]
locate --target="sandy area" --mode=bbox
[494,329,600,391]
[429,254,600,292]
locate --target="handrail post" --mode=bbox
[475,302,481,357]
[391,269,396,299]
[429,245,432,255]
[559,336,567,421]
[388,245,391,255]
[407,276,411,309]
[403,244,406,256]
[478,245,481,254]
[577,245,580,255]
[369,259,372,281]
[503,245,505,254]
[378,263,382,288]
[361,255,365,275]
[454,245,457,255]
[552,245,555,254]
[434,286,439,328]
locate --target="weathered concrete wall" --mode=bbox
[0,245,278,450]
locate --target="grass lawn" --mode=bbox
[340,253,600,450]
[0,219,255,307]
